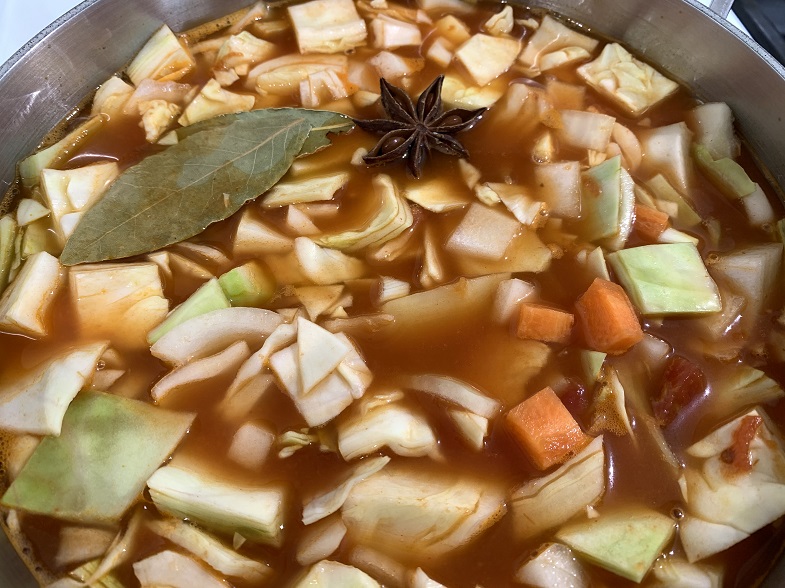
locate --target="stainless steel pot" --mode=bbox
[1,0,784,585]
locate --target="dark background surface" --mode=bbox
[735,0,785,64]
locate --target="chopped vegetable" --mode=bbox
[517,302,574,345]
[151,307,282,366]
[634,203,670,241]
[147,463,285,546]
[607,243,721,315]
[218,260,276,307]
[127,25,195,85]
[293,560,380,587]
[401,374,501,419]
[263,172,349,208]
[0,251,63,337]
[454,34,520,86]
[288,0,368,54]
[558,110,615,151]
[518,15,598,76]
[506,386,592,470]
[535,161,582,218]
[146,517,272,583]
[445,202,520,260]
[133,550,226,588]
[179,79,256,126]
[575,278,643,355]
[652,355,706,426]
[510,435,605,538]
[556,507,675,582]
[515,543,589,588]
[341,463,506,558]
[679,409,785,562]
[687,102,739,160]
[147,278,230,344]
[577,43,678,116]
[2,391,194,523]
[337,392,439,460]
[640,122,693,195]
[693,143,756,199]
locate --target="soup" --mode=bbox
[1,0,785,586]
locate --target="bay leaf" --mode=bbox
[60,109,353,265]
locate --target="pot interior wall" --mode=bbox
[0,0,784,586]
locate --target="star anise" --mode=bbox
[353,75,486,179]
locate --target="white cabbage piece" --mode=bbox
[303,455,390,525]
[269,318,371,426]
[342,463,506,559]
[410,568,448,588]
[372,15,422,49]
[678,409,785,561]
[40,162,119,243]
[493,278,535,324]
[18,117,106,189]
[454,34,520,86]
[588,367,634,437]
[263,172,349,208]
[518,15,599,76]
[639,122,694,195]
[151,340,252,402]
[55,526,116,569]
[0,342,107,435]
[295,285,346,321]
[446,407,488,452]
[687,102,739,160]
[558,110,615,151]
[509,436,605,539]
[214,31,276,73]
[401,374,501,419]
[483,5,514,36]
[402,175,473,212]
[251,54,348,96]
[515,543,589,588]
[147,463,285,547]
[374,276,410,305]
[91,76,134,118]
[133,550,226,588]
[348,544,407,587]
[296,515,348,566]
[577,42,679,117]
[68,558,125,588]
[127,25,195,85]
[316,175,413,251]
[702,364,784,426]
[445,202,521,261]
[651,556,722,588]
[295,237,366,284]
[147,518,272,584]
[15,198,50,227]
[455,229,551,277]
[440,74,505,109]
[381,274,509,335]
[150,307,283,366]
[368,51,425,80]
[0,251,63,337]
[233,209,294,256]
[288,0,368,54]
[179,79,255,126]
[70,262,168,350]
[293,560,380,587]
[287,205,321,236]
[710,243,782,333]
[227,421,276,470]
[535,160,581,218]
[123,79,196,115]
[218,373,276,423]
[138,99,181,143]
[337,391,440,460]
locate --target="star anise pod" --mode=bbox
[353,75,486,179]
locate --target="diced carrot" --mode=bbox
[517,302,574,344]
[575,278,643,355]
[506,386,592,470]
[634,203,669,241]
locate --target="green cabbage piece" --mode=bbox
[1,391,194,523]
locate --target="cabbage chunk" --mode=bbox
[127,25,195,85]
[0,251,63,337]
[288,0,368,54]
[341,463,506,559]
[293,560,380,587]
[577,43,678,117]
[0,342,106,436]
[678,409,785,562]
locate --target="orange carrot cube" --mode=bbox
[575,278,643,355]
[517,302,574,344]
[634,204,669,242]
[506,386,591,470]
